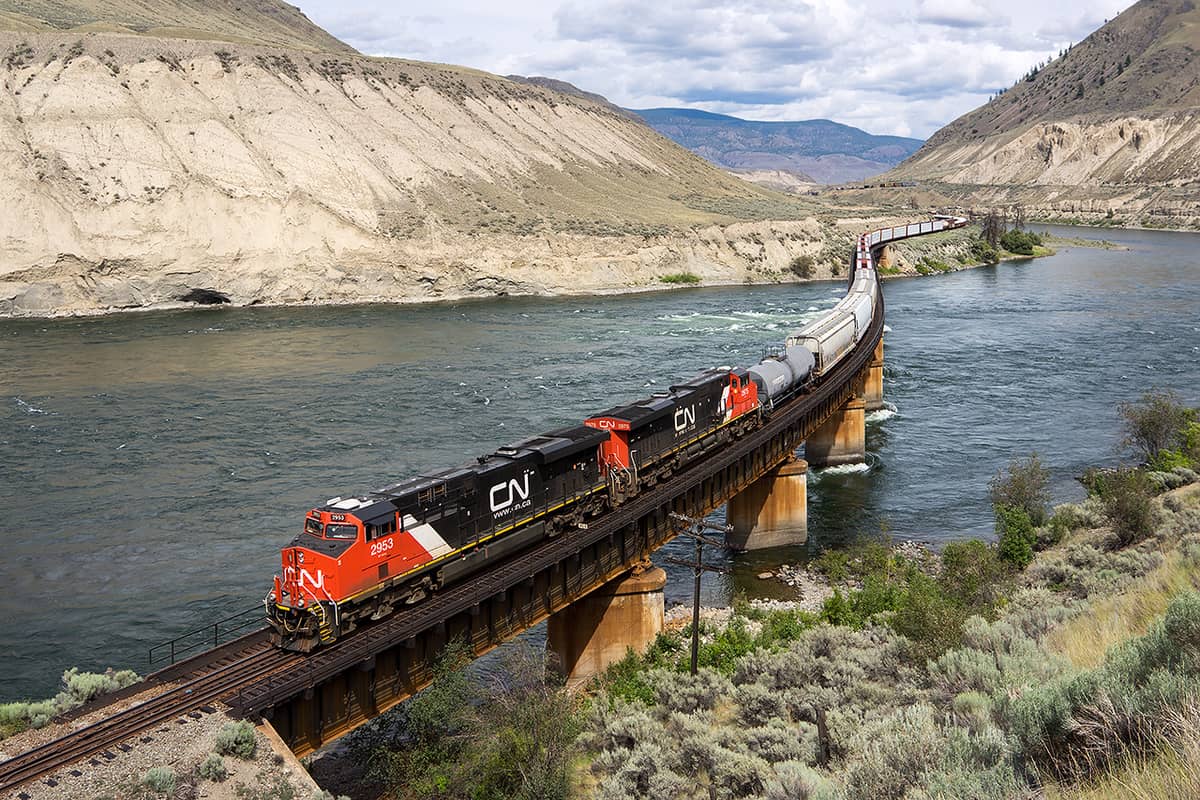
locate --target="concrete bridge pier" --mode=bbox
[546,566,666,685]
[726,457,809,551]
[805,391,866,468]
[864,337,885,412]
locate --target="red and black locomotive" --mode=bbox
[267,368,760,650]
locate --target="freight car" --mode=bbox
[266,216,968,650]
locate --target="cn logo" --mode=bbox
[674,405,696,433]
[490,472,533,512]
[297,568,325,590]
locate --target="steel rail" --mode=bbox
[0,646,301,792]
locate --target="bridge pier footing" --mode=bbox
[726,457,808,551]
[864,337,884,412]
[805,395,866,467]
[547,566,666,686]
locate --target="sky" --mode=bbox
[298,0,1133,140]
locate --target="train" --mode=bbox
[266,216,968,650]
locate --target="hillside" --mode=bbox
[0,13,900,317]
[633,108,924,185]
[892,0,1200,227]
[0,0,353,52]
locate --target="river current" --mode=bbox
[1,225,1197,700]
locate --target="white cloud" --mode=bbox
[298,0,1135,138]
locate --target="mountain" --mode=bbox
[0,2,882,317]
[631,108,925,185]
[892,0,1200,226]
[0,0,354,52]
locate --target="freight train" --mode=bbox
[266,216,968,650]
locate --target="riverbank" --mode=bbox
[877,223,1057,279]
[574,400,1200,800]
[332,389,1200,800]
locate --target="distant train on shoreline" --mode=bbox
[266,216,969,650]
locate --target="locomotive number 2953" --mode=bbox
[370,538,394,557]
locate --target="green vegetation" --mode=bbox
[788,254,815,279]
[0,667,139,740]
[215,720,258,760]
[349,642,582,800]
[660,272,701,285]
[577,394,1200,799]
[999,228,1044,256]
[1120,389,1199,469]
[141,766,177,795]
[198,753,229,782]
[342,394,1200,800]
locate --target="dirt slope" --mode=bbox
[0,31,875,316]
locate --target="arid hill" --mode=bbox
[0,0,352,52]
[892,0,1200,227]
[0,4,898,317]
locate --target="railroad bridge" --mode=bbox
[0,218,961,792]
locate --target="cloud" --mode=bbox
[916,0,998,29]
[300,0,1127,139]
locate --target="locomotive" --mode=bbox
[266,216,968,650]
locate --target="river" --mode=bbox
[1,224,1197,700]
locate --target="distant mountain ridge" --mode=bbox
[632,108,925,184]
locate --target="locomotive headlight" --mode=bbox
[268,593,276,602]
[297,598,306,607]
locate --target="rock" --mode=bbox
[757,571,774,580]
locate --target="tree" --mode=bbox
[358,640,582,800]
[1118,389,1195,464]
[1102,467,1156,548]
[989,453,1051,526]
[981,211,1006,249]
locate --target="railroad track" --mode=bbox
[0,643,300,794]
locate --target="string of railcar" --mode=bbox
[265,216,969,651]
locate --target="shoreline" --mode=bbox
[2,222,1189,322]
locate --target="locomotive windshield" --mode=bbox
[325,524,358,539]
[304,518,321,535]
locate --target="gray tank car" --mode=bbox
[747,346,816,408]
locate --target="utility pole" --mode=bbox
[665,512,732,675]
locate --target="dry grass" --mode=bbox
[1046,703,1200,800]
[1045,549,1200,670]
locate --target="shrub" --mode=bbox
[1102,468,1157,548]
[659,272,701,285]
[214,720,258,759]
[141,766,176,794]
[890,571,970,660]
[939,540,1004,612]
[59,667,139,706]
[763,761,844,800]
[650,668,732,714]
[789,254,816,279]
[198,752,229,782]
[999,229,1041,255]
[1119,390,1196,464]
[989,453,1051,525]
[843,704,942,800]
[995,505,1036,568]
